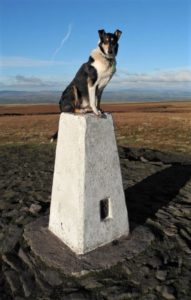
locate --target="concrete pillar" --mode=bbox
[49,113,129,255]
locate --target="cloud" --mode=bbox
[0,75,66,90]
[0,56,68,68]
[0,68,190,91]
[15,75,44,84]
[51,24,72,61]
[111,68,191,89]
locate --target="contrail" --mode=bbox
[51,24,72,61]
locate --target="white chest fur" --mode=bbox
[91,48,116,89]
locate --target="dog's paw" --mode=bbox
[81,109,87,114]
[100,112,107,119]
[83,108,92,113]
[92,107,106,117]
[97,110,103,117]
[92,108,100,116]
[97,110,107,118]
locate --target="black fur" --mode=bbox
[51,29,122,141]
[59,56,98,112]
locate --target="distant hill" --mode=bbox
[0,91,60,104]
[0,89,191,104]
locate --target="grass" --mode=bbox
[0,101,191,155]
[113,110,191,154]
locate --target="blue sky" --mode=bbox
[0,0,190,92]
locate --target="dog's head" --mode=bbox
[98,29,122,58]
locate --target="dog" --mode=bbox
[51,29,122,141]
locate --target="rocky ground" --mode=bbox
[0,144,191,300]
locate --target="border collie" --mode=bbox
[51,29,122,141]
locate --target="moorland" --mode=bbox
[0,101,191,300]
[0,101,191,154]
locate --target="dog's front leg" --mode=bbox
[97,88,104,112]
[88,85,101,116]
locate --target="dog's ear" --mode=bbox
[98,29,105,41]
[114,29,122,40]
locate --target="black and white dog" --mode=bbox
[51,29,122,140]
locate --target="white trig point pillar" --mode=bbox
[49,113,129,255]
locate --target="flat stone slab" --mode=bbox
[24,216,154,276]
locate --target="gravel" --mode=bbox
[0,144,191,300]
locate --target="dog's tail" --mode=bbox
[50,131,58,143]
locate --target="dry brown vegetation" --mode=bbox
[0,101,191,154]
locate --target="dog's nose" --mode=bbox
[108,48,113,54]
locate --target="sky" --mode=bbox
[0,0,191,92]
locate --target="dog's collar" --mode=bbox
[100,51,116,66]
[104,55,115,62]
[97,45,116,62]
[105,56,116,73]
[99,49,116,73]
[101,51,115,62]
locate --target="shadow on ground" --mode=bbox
[1,144,191,300]
[125,164,191,230]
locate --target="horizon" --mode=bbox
[0,88,191,105]
[0,0,191,97]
